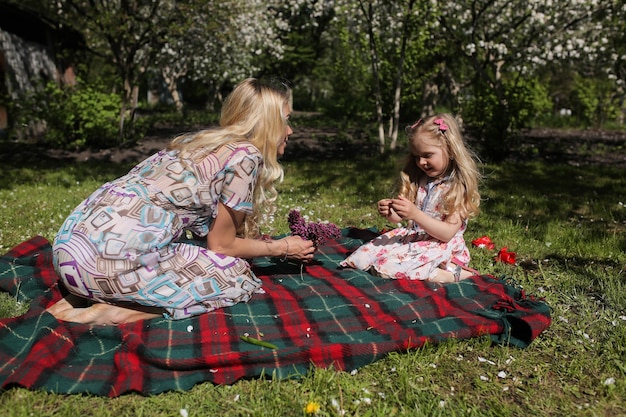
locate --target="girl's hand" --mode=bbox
[280,235,316,262]
[377,198,393,217]
[390,195,419,221]
[390,196,464,242]
[378,198,403,223]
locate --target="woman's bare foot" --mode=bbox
[46,294,88,316]
[46,295,163,326]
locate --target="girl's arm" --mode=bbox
[390,195,463,242]
[207,202,316,261]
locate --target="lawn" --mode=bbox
[0,134,625,416]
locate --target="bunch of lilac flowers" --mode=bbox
[287,209,341,246]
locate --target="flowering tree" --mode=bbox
[309,0,621,156]
[589,1,626,125]
[154,0,287,112]
[431,0,617,159]
[6,0,624,150]
[31,0,287,135]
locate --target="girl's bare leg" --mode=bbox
[46,295,163,326]
[432,267,476,283]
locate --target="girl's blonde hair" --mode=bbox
[167,78,292,237]
[399,113,481,220]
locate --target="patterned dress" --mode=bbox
[52,142,265,319]
[340,176,470,280]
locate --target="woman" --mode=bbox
[47,78,315,326]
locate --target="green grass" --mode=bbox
[1,147,625,416]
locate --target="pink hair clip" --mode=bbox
[433,118,448,132]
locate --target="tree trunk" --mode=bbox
[359,0,386,153]
[421,80,439,117]
[162,66,184,113]
[119,77,137,143]
[389,0,415,150]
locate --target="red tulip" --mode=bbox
[471,236,495,250]
[496,247,516,265]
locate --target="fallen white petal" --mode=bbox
[604,377,616,386]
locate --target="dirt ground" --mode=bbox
[43,125,381,164]
[517,127,626,167]
[28,126,626,167]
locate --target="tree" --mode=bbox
[154,0,288,113]
[328,0,435,152]
[50,0,175,141]
[431,0,617,159]
[262,0,337,110]
[592,0,626,125]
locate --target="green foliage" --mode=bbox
[571,74,621,128]
[42,81,123,150]
[464,77,552,161]
[140,107,220,133]
[531,68,624,131]
[321,27,374,120]
[9,80,127,150]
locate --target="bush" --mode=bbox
[463,77,552,162]
[42,81,122,150]
[7,79,133,150]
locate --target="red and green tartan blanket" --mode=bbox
[0,229,551,397]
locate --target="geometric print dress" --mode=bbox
[340,176,471,281]
[52,142,265,319]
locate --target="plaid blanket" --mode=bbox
[0,229,551,397]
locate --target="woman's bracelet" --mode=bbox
[281,240,289,262]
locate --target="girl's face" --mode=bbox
[277,103,293,157]
[410,135,450,179]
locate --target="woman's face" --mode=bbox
[277,103,293,157]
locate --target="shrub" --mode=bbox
[7,79,133,150]
[42,81,122,150]
[463,76,552,162]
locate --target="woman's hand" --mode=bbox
[279,235,316,262]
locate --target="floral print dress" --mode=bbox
[52,142,265,319]
[340,177,470,280]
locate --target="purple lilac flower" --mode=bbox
[287,209,341,245]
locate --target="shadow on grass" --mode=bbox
[2,140,625,239]
[281,151,401,208]
[480,161,626,228]
[544,252,626,311]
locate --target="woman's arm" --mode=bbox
[389,195,463,242]
[207,202,316,261]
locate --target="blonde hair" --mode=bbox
[167,78,292,237]
[399,113,481,220]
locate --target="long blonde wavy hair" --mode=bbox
[167,78,291,237]
[399,113,481,220]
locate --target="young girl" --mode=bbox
[341,114,481,282]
